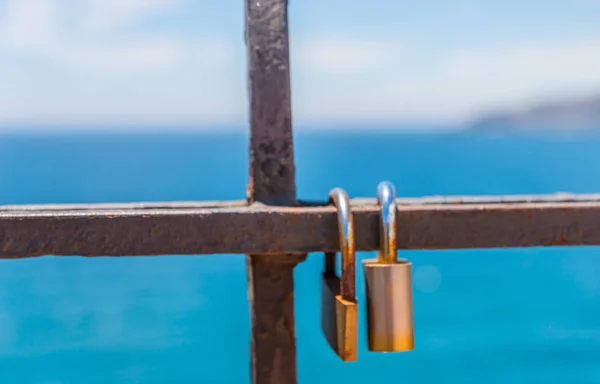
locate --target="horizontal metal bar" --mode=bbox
[2,193,600,212]
[1,193,600,258]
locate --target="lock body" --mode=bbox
[363,257,414,352]
[321,272,358,362]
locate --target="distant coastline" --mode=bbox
[468,95,600,132]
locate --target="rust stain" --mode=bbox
[553,235,570,245]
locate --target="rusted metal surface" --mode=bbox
[246,253,305,384]
[328,188,356,301]
[245,0,302,382]
[2,194,600,257]
[246,0,296,206]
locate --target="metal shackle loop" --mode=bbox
[329,187,356,301]
[377,181,397,264]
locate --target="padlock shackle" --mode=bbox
[329,188,356,301]
[377,181,397,264]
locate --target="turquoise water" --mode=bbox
[2,131,600,383]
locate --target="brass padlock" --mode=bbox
[363,181,415,353]
[321,187,358,362]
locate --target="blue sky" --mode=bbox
[1,0,600,128]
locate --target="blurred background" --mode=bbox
[2,0,600,383]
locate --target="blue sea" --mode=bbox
[2,130,600,383]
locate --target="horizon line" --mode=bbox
[0,121,469,133]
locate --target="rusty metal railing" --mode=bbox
[2,195,600,257]
[4,1,600,383]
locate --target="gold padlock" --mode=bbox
[321,187,358,362]
[363,181,415,353]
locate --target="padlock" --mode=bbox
[321,187,358,362]
[363,181,414,353]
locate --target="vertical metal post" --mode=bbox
[245,0,306,383]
